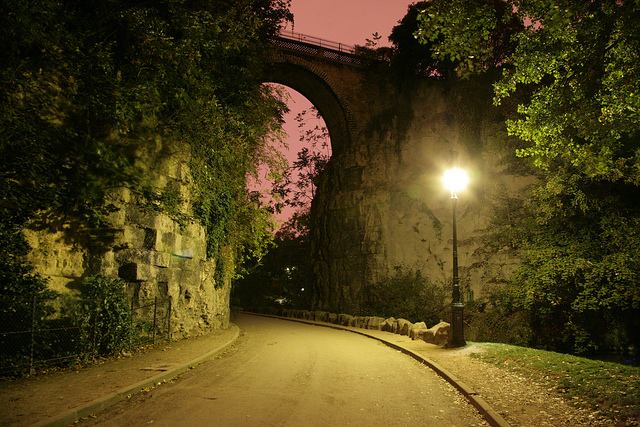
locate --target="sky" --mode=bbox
[287,0,415,47]
[256,1,417,226]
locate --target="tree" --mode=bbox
[1,0,293,291]
[271,106,330,236]
[413,0,640,355]
[234,105,330,310]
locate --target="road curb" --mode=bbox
[246,312,510,427]
[36,324,241,427]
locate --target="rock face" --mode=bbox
[309,71,530,313]
[25,141,231,339]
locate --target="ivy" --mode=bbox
[1,1,292,296]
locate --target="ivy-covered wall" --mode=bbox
[1,1,293,339]
[25,141,233,337]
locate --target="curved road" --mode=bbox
[87,314,487,426]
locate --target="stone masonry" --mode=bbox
[267,38,532,314]
[26,139,230,339]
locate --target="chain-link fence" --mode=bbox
[0,295,172,378]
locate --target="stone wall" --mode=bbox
[25,139,231,339]
[310,72,531,313]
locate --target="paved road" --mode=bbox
[85,314,486,426]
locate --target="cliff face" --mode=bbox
[310,74,531,313]
[25,140,231,338]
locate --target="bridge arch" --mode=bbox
[262,45,359,157]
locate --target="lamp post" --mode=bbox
[442,167,469,348]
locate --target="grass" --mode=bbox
[471,343,640,423]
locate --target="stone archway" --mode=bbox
[264,38,529,315]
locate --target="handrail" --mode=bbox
[277,29,356,55]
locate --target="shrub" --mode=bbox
[362,266,448,325]
[71,276,133,357]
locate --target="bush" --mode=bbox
[0,225,58,375]
[71,276,133,357]
[465,299,533,347]
[362,266,448,325]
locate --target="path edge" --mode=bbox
[246,312,510,427]
[36,324,241,427]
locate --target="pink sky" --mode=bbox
[257,1,417,226]
[287,0,415,46]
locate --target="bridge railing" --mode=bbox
[277,29,356,55]
[273,29,391,65]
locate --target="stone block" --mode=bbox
[159,232,178,253]
[381,317,396,332]
[397,318,413,336]
[118,262,152,282]
[338,313,354,326]
[411,328,429,340]
[422,321,450,346]
[313,311,328,322]
[154,214,176,234]
[353,316,366,328]
[152,251,171,268]
[123,226,146,250]
[409,322,427,338]
[367,316,385,330]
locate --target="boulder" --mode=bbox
[313,311,328,322]
[381,317,396,332]
[338,313,354,326]
[410,328,429,340]
[423,321,450,346]
[367,316,385,330]
[396,318,413,336]
[353,316,366,328]
[409,322,428,339]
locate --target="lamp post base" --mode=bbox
[448,302,466,348]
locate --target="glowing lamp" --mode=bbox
[442,167,469,195]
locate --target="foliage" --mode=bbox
[413,0,640,182]
[465,290,533,347]
[270,106,331,230]
[0,224,57,375]
[233,229,314,311]
[70,276,133,357]
[412,0,640,355]
[1,1,292,292]
[473,342,640,423]
[389,2,457,78]
[234,105,330,309]
[362,266,448,325]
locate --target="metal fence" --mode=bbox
[131,296,172,346]
[0,295,171,377]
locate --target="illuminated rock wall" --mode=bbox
[26,141,231,338]
[310,74,531,313]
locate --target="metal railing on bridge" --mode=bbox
[277,29,357,55]
[272,29,390,65]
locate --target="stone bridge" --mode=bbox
[24,32,531,333]
[264,31,531,313]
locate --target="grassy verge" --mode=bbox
[471,343,640,423]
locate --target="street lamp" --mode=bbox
[442,167,469,347]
